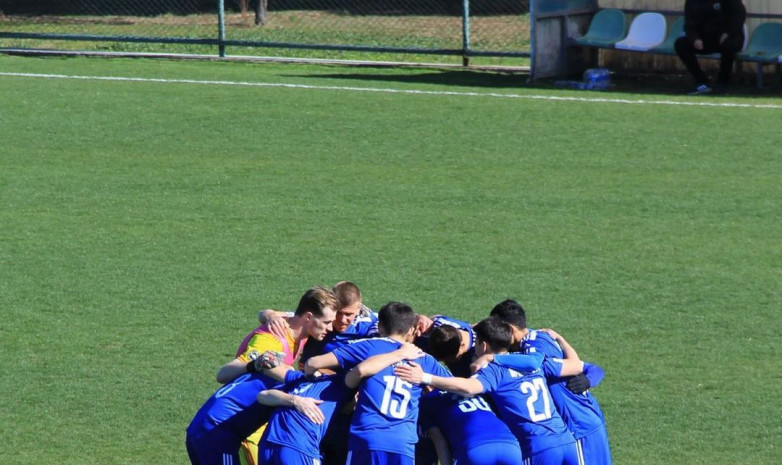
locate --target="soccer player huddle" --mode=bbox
[186,282,611,465]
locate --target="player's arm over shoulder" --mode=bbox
[216,333,284,383]
[345,343,423,388]
[395,358,481,397]
[430,374,483,397]
[537,328,583,376]
[304,352,340,376]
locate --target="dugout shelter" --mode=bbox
[530,0,782,83]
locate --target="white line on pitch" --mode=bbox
[1,71,781,110]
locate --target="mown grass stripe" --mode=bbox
[2,71,781,109]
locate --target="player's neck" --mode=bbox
[387,334,408,344]
[458,329,470,354]
[509,327,529,352]
[287,316,307,341]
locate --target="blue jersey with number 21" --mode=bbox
[474,363,575,457]
[332,337,453,458]
[521,330,606,439]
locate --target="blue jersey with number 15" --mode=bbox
[332,337,452,458]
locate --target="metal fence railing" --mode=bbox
[0,0,531,66]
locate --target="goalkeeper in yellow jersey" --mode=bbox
[215,286,338,465]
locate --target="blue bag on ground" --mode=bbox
[582,68,611,90]
[555,68,612,90]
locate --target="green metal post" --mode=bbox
[462,0,470,66]
[218,0,226,57]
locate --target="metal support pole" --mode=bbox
[218,0,226,57]
[529,0,536,80]
[462,0,470,66]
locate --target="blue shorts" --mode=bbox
[577,426,612,465]
[524,442,580,465]
[185,426,241,465]
[258,443,321,465]
[346,449,413,465]
[456,441,522,465]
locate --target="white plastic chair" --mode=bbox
[614,12,667,51]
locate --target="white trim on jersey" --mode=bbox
[576,438,587,465]
[222,453,234,465]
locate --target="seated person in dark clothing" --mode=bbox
[674,0,746,94]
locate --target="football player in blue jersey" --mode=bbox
[395,316,583,465]
[490,299,612,465]
[412,314,478,465]
[254,283,378,465]
[255,343,424,465]
[420,388,523,465]
[415,314,475,377]
[186,352,301,465]
[301,281,379,362]
[304,302,453,465]
[301,281,379,465]
[490,299,604,390]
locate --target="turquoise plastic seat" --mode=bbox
[573,9,627,48]
[650,16,684,55]
[736,22,782,88]
[737,22,782,63]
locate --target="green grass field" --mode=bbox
[1,54,780,465]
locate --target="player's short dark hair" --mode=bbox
[428,325,461,362]
[333,281,362,310]
[377,302,416,336]
[295,286,338,317]
[490,299,527,329]
[473,316,513,353]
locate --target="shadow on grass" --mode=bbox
[287,69,529,89]
[287,69,782,98]
[600,72,782,98]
